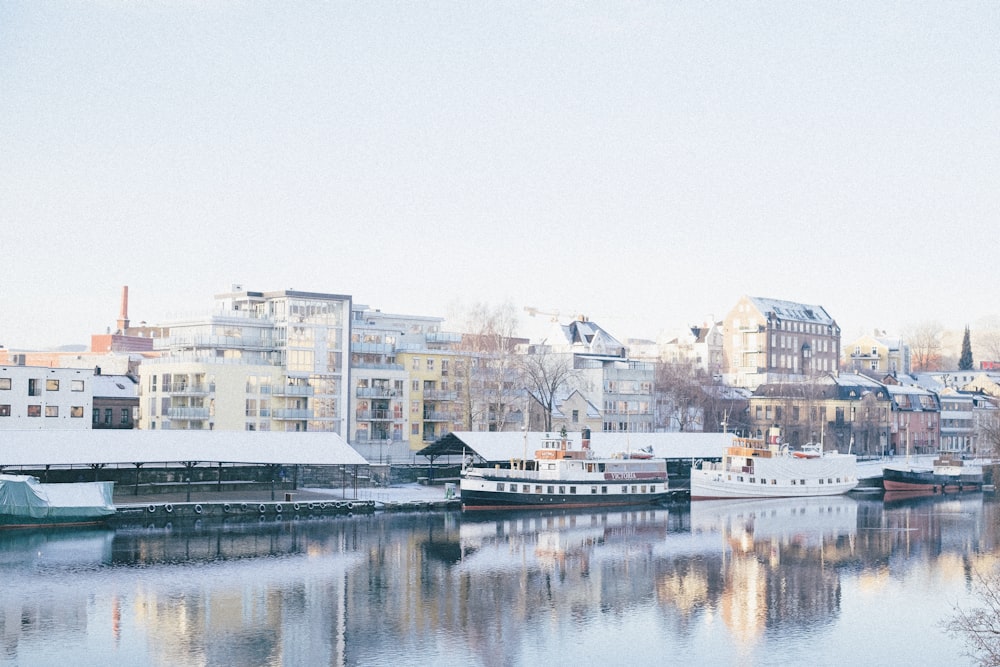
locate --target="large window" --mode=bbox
[45,406,58,417]
[27,405,41,417]
[0,405,10,416]
[0,378,10,390]
[46,379,60,391]
[71,380,84,391]
[70,406,84,418]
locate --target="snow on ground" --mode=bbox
[303,482,455,504]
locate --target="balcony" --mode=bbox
[423,389,458,401]
[422,411,459,422]
[167,407,210,420]
[272,384,315,397]
[356,387,396,399]
[272,409,313,420]
[357,409,397,421]
[162,383,211,396]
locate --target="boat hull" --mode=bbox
[882,467,982,494]
[0,476,116,529]
[689,457,858,500]
[460,475,671,510]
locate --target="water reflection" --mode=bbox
[0,497,998,666]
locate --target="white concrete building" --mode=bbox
[0,365,93,430]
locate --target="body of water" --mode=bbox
[1,492,995,666]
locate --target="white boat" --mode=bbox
[460,430,672,510]
[0,474,116,528]
[689,429,858,500]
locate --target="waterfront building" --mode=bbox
[723,295,841,390]
[749,373,893,455]
[0,364,94,429]
[139,287,351,434]
[349,306,455,459]
[396,345,464,451]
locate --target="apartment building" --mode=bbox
[723,295,841,390]
[349,306,456,458]
[0,365,93,430]
[139,288,351,434]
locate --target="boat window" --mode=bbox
[631,486,637,494]
[497,483,505,491]
[819,479,825,484]
[535,485,542,494]
[591,486,597,494]
[641,485,646,493]
[558,486,565,494]
[547,486,554,494]
[569,486,576,494]
[601,486,608,494]
[598,464,605,472]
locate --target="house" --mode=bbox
[843,330,910,376]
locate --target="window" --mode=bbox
[45,406,58,417]
[28,405,41,417]
[571,409,579,423]
[46,379,60,391]
[93,408,100,423]
[0,378,10,390]
[70,406,84,418]
[411,358,420,370]
[0,405,10,416]
[71,380,84,391]
[426,358,434,371]
[120,408,129,425]
[104,408,112,425]
[28,379,40,396]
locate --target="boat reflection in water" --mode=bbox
[689,496,860,646]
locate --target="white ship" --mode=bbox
[689,429,858,500]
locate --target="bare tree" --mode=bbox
[975,316,1000,365]
[454,301,525,432]
[654,359,708,432]
[520,343,577,432]
[944,566,1000,666]
[905,320,945,372]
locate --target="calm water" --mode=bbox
[0,493,995,666]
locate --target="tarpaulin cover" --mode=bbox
[0,474,115,522]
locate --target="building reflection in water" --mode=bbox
[1,495,999,665]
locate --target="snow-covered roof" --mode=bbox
[0,430,367,467]
[91,374,138,399]
[749,296,835,325]
[422,431,734,462]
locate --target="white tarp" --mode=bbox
[0,474,115,522]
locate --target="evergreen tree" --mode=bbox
[959,325,974,370]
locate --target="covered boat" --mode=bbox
[689,428,858,500]
[460,429,671,510]
[0,474,115,528]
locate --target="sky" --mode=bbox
[1,1,998,350]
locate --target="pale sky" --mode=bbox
[2,2,998,350]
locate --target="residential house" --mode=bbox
[842,330,910,377]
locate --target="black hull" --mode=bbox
[461,489,673,511]
[882,467,982,493]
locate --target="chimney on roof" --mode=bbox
[117,286,130,333]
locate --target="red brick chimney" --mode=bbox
[116,286,130,333]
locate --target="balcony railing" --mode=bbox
[356,387,396,399]
[423,389,458,401]
[162,383,212,396]
[357,410,398,421]
[422,411,460,422]
[272,385,315,397]
[272,409,312,420]
[166,407,210,420]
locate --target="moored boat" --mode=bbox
[0,474,116,528]
[882,456,982,494]
[689,428,858,500]
[460,429,671,510]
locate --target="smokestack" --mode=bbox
[117,286,130,333]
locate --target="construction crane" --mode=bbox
[523,306,589,323]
